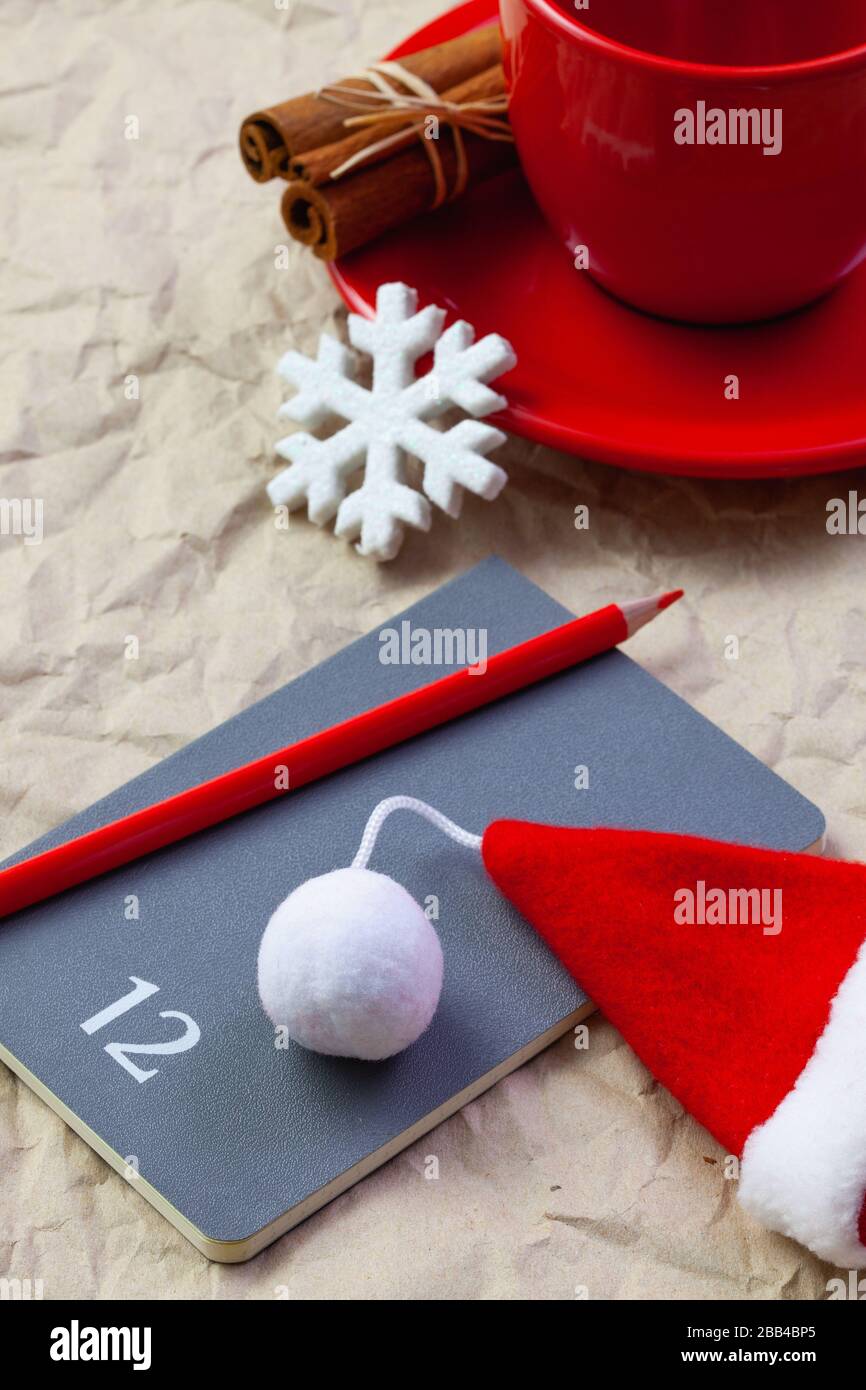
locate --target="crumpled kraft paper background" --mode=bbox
[1,0,864,1301]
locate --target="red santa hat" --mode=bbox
[483,821,866,1269]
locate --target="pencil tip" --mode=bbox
[619,589,684,637]
[657,588,684,612]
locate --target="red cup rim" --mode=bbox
[521,0,866,81]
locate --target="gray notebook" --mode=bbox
[0,558,823,1261]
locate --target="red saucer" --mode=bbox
[329,0,866,479]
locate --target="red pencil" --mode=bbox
[0,590,682,919]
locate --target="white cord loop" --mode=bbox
[351,796,483,871]
[318,60,513,208]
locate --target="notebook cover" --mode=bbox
[0,558,824,1259]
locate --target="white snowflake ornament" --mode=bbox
[266,282,517,561]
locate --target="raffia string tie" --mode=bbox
[318,60,513,209]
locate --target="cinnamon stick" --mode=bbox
[282,121,517,261]
[239,23,502,183]
[290,65,507,187]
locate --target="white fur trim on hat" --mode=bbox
[739,938,866,1268]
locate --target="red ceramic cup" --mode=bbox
[499,0,866,322]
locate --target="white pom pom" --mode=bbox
[257,866,443,1061]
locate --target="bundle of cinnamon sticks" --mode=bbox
[239,24,517,262]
